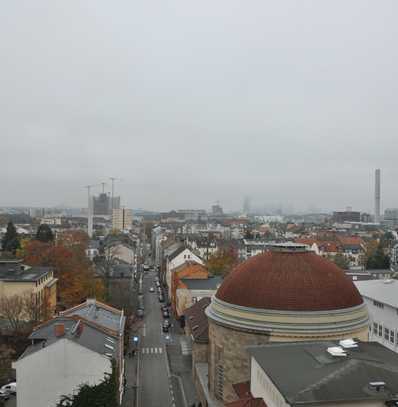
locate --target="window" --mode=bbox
[373,322,378,334]
[378,325,383,337]
[390,330,395,344]
[385,327,390,341]
[373,300,384,309]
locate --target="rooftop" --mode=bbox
[21,316,119,361]
[248,341,398,405]
[0,261,52,282]
[184,297,211,343]
[355,279,398,309]
[60,298,125,334]
[180,276,222,291]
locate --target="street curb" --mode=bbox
[165,344,189,407]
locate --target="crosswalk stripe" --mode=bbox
[140,347,163,354]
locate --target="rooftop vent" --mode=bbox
[369,381,386,392]
[339,339,358,349]
[383,279,394,284]
[327,346,347,357]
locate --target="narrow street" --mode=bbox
[137,269,173,407]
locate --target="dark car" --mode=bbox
[161,305,168,312]
[162,310,170,318]
[158,295,165,303]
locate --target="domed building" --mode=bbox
[204,244,369,403]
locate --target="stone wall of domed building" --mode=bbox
[199,245,370,405]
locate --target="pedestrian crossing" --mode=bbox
[141,347,163,354]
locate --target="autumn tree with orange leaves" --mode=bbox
[24,231,105,309]
[206,246,239,277]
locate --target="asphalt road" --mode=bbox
[137,270,173,407]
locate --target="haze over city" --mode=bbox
[1,1,398,212]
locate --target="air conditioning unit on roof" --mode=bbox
[327,346,347,357]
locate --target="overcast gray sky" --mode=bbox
[1,1,397,213]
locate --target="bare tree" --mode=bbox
[0,294,26,332]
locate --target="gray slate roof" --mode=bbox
[61,299,125,334]
[21,316,119,361]
[248,341,398,405]
[0,261,52,282]
[355,279,398,309]
[180,276,222,291]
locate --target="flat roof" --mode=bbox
[248,341,398,405]
[355,279,398,308]
[0,264,52,282]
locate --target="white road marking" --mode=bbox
[143,324,146,337]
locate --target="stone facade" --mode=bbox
[208,321,271,403]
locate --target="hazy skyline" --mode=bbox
[1,1,397,212]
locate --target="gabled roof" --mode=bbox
[183,297,211,343]
[19,316,119,362]
[60,298,125,335]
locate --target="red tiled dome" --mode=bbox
[216,251,363,311]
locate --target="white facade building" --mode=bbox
[166,247,204,297]
[14,338,111,407]
[356,279,398,352]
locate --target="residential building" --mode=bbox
[356,279,398,353]
[246,341,398,407]
[13,311,123,407]
[0,259,57,320]
[112,208,133,231]
[165,246,204,298]
[384,208,398,226]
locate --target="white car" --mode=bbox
[149,287,155,293]
[0,390,10,401]
[1,382,16,395]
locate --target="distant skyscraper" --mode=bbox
[211,203,223,216]
[375,169,381,223]
[243,196,251,215]
[93,193,120,216]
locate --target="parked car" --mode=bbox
[162,310,170,318]
[149,287,155,293]
[1,382,16,395]
[136,308,144,318]
[158,295,165,303]
[162,320,170,332]
[0,390,10,401]
[161,305,168,312]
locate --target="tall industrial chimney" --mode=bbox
[375,168,381,223]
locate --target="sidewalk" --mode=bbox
[121,319,142,407]
[166,338,198,407]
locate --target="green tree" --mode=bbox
[56,360,118,407]
[36,224,55,243]
[331,253,349,269]
[1,221,20,255]
[366,243,390,269]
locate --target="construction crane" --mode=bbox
[109,177,122,213]
[84,183,102,238]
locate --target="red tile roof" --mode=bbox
[216,251,363,311]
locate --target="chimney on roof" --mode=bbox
[54,323,65,337]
